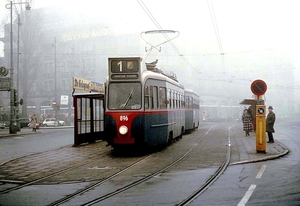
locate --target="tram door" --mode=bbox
[73,93,105,146]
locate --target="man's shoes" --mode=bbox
[267,141,274,143]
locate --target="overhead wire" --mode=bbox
[207,0,224,55]
[207,0,226,72]
[137,0,198,71]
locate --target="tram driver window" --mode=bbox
[108,83,141,110]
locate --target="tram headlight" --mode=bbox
[119,125,128,135]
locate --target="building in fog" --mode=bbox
[0,7,299,122]
[0,7,141,122]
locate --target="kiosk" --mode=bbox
[72,77,105,146]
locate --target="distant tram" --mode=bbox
[105,57,190,149]
[184,89,200,132]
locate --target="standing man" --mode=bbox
[266,106,276,143]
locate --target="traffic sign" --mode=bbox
[0,77,10,91]
[251,79,267,96]
[0,67,9,76]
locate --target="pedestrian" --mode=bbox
[266,106,276,143]
[29,114,38,132]
[242,109,252,136]
[247,106,254,131]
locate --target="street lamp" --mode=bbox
[5,1,31,134]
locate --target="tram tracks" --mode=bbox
[0,142,111,195]
[1,124,232,205]
[176,125,232,206]
[0,141,151,193]
[48,125,218,206]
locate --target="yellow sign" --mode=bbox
[256,105,266,153]
[73,77,104,93]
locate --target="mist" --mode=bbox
[0,0,299,120]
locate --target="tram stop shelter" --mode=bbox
[240,98,264,131]
[73,93,105,146]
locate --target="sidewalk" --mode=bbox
[0,128,40,138]
[229,128,289,165]
[0,125,289,184]
[0,126,73,138]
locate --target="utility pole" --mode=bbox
[5,1,31,134]
[54,37,58,119]
[9,1,16,134]
[16,14,21,131]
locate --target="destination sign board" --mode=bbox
[110,59,139,73]
[109,57,142,81]
[0,77,10,91]
[111,74,139,80]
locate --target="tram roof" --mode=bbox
[184,89,199,97]
[141,70,184,88]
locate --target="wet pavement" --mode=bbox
[0,125,289,184]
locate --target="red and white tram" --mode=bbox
[105,57,185,149]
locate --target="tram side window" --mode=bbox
[185,95,188,109]
[159,87,167,109]
[175,93,179,109]
[150,86,158,109]
[180,94,183,108]
[144,86,149,110]
[189,97,193,109]
[169,89,172,109]
[172,91,175,109]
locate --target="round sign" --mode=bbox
[0,67,9,76]
[257,107,265,114]
[251,79,267,95]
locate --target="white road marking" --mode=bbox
[256,164,266,179]
[87,166,115,170]
[12,136,24,139]
[237,184,257,206]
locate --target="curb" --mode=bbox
[0,126,73,138]
[230,140,289,166]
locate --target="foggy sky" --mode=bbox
[1,0,299,116]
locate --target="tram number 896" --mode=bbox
[120,116,129,121]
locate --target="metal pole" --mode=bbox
[5,1,30,134]
[16,14,21,131]
[54,37,57,118]
[17,14,21,104]
[9,1,16,134]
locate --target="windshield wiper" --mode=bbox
[120,88,134,108]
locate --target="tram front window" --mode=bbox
[108,83,142,110]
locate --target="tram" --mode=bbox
[184,89,200,132]
[105,57,185,149]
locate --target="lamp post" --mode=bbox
[16,14,21,131]
[5,1,31,134]
[54,37,58,119]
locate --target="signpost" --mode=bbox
[0,78,10,91]
[251,79,267,153]
[251,79,267,96]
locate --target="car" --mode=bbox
[42,118,59,127]
[0,122,6,129]
[58,120,65,126]
[19,118,30,128]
